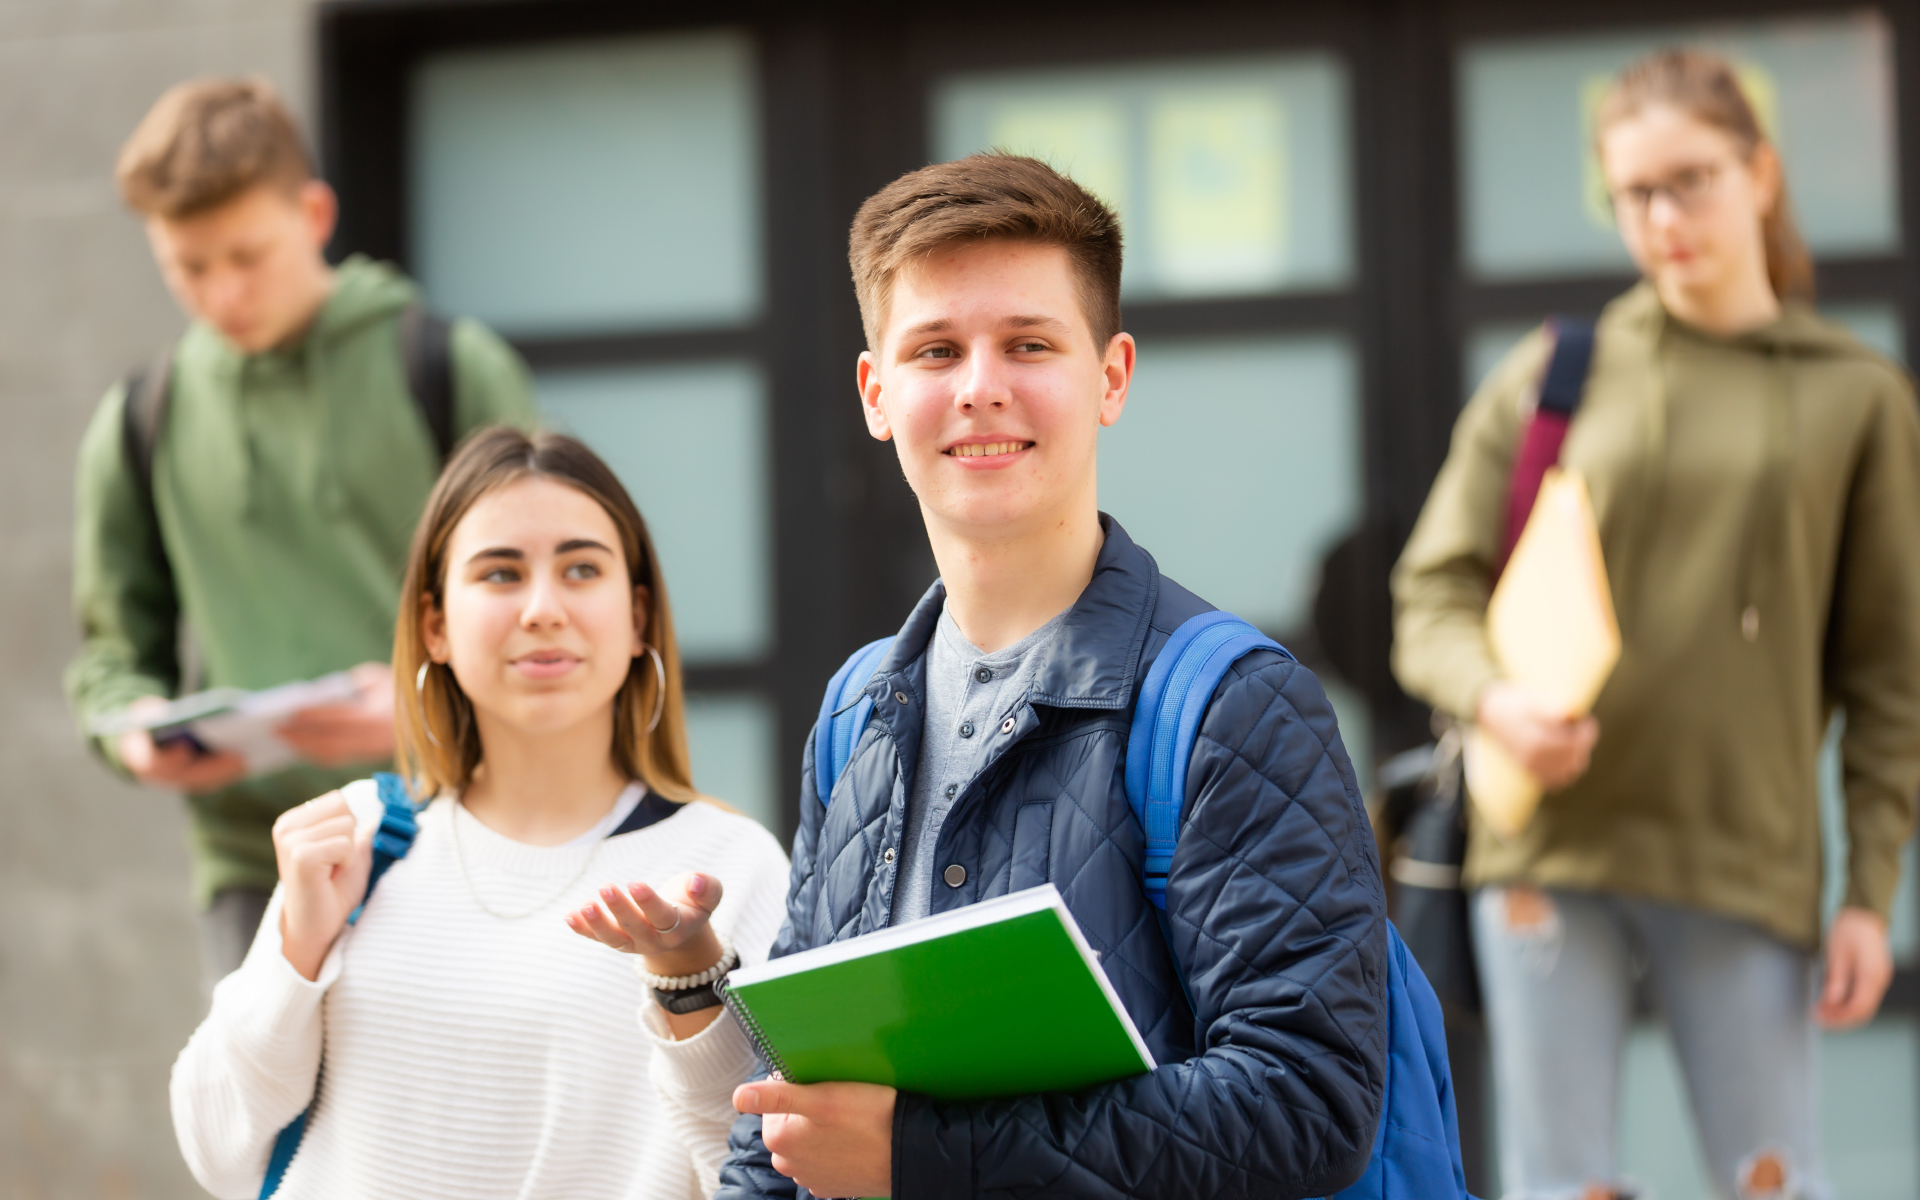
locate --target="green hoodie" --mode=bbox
[67,255,537,905]
[1393,283,1920,949]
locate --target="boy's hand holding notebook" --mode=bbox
[719,884,1152,1101]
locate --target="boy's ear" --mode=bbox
[856,350,894,442]
[1097,332,1136,429]
[298,179,339,251]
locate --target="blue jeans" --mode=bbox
[1472,886,1829,1200]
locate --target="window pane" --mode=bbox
[1464,321,1539,403]
[1460,14,1896,280]
[1823,302,1905,363]
[1820,716,1918,966]
[934,53,1352,299]
[412,30,761,335]
[1821,1017,1920,1199]
[1100,335,1360,634]
[683,692,779,832]
[538,362,770,663]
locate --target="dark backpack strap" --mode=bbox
[398,303,456,463]
[1497,317,1596,577]
[119,348,181,661]
[121,346,176,530]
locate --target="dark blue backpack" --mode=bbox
[259,772,421,1198]
[814,611,1472,1200]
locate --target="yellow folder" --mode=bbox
[1464,468,1620,839]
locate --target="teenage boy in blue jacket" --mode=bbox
[721,154,1388,1199]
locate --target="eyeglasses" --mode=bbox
[1607,162,1725,220]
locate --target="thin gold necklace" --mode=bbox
[448,799,602,921]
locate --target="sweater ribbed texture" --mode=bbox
[171,794,788,1200]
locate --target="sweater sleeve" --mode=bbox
[636,821,793,1198]
[170,887,345,1200]
[64,381,181,770]
[449,318,539,440]
[1829,368,1920,918]
[1390,328,1546,720]
[637,1006,764,1199]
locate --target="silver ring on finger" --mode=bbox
[659,906,682,933]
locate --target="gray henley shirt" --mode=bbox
[891,602,1066,925]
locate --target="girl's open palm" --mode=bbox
[567,872,725,978]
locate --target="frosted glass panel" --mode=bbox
[1618,1019,1920,1200]
[1464,321,1538,402]
[1101,335,1360,633]
[934,53,1351,299]
[1461,14,1896,280]
[539,362,770,662]
[1819,716,1918,965]
[1824,302,1905,363]
[683,693,779,832]
[412,30,761,335]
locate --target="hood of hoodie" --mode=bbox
[307,254,420,347]
[1611,278,1883,361]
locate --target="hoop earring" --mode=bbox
[415,661,441,747]
[644,645,667,734]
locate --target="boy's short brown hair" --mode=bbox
[116,78,314,219]
[849,154,1124,352]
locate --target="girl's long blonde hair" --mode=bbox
[1595,47,1816,304]
[393,426,704,804]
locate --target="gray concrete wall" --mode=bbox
[1,3,310,1194]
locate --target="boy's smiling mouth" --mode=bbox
[945,440,1034,458]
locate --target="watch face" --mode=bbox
[656,983,724,1014]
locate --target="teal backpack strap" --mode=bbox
[259,772,420,1198]
[1124,611,1290,910]
[814,637,894,808]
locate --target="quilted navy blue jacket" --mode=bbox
[718,518,1389,1199]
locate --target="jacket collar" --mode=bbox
[877,514,1160,712]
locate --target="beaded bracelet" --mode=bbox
[635,936,737,991]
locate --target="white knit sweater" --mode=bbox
[171,793,789,1200]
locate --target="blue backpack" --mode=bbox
[814,611,1472,1200]
[259,772,421,1199]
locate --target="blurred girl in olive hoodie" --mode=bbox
[1394,49,1920,1200]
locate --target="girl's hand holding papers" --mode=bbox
[1476,679,1600,792]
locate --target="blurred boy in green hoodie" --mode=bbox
[67,78,537,982]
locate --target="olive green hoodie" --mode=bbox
[1393,282,1920,949]
[67,255,537,905]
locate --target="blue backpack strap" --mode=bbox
[259,773,420,1198]
[813,637,894,808]
[1125,610,1291,910]
[1127,612,1470,1200]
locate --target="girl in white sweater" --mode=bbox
[171,428,787,1199]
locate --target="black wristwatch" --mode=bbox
[653,981,725,1014]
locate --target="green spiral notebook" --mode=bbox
[717,884,1154,1102]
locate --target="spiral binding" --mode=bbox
[716,978,790,1082]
